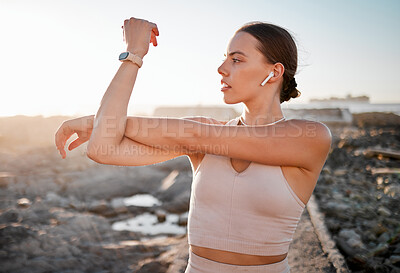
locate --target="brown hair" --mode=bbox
[235,21,301,103]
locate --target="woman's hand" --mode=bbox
[122,17,159,58]
[55,115,94,159]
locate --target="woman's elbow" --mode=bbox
[87,143,100,162]
[86,141,108,164]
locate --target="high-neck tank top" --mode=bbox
[187,116,306,256]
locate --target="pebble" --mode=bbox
[88,200,109,214]
[347,237,365,249]
[389,255,400,264]
[372,243,389,256]
[178,212,188,226]
[155,209,167,223]
[377,206,391,217]
[339,228,361,241]
[394,244,400,254]
[333,168,347,176]
[17,198,31,208]
[378,232,390,243]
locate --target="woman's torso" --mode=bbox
[187,117,318,265]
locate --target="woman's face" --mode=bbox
[218,31,272,104]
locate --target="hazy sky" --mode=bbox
[1,0,399,116]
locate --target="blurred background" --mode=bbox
[1,0,399,117]
[0,0,399,272]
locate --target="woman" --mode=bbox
[55,17,331,273]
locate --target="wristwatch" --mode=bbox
[118,51,143,68]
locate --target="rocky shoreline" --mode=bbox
[0,142,194,272]
[0,112,399,272]
[314,112,400,272]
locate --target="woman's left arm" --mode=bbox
[124,117,332,172]
[87,18,159,159]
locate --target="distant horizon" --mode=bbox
[1,96,400,118]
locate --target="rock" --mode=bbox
[326,201,351,211]
[327,148,351,169]
[157,171,192,214]
[349,193,365,202]
[332,191,344,200]
[88,200,109,214]
[349,178,364,186]
[335,236,360,257]
[0,224,35,246]
[377,206,392,217]
[45,192,69,207]
[389,255,400,265]
[178,212,188,226]
[365,230,377,241]
[0,209,21,224]
[321,165,331,174]
[157,172,192,203]
[0,172,14,188]
[378,232,390,243]
[347,237,365,249]
[110,197,128,214]
[17,197,31,208]
[65,166,168,201]
[372,243,389,256]
[333,168,347,176]
[339,229,364,250]
[384,184,400,197]
[394,244,400,254]
[371,223,388,236]
[17,237,43,256]
[151,156,191,173]
[68,196,86,210]
[136,260,169,273]
[155,209,167,223]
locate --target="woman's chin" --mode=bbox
[223,96,241,105]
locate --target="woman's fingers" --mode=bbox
[150,23,159,46]
[55,123,74,158]
[59,148,66,159]
[55,134,68,158]
[55,134,67,158]
[68,137,86,151]
[151,30,158,46]
[54,116,94,159]
[123,17,159,52]
[151,23,159,36]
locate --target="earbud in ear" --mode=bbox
[261,72,275,86]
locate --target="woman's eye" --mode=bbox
[221,58,240,63]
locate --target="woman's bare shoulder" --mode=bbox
[286,119,332,137]
[182,116,228,125]
[285,119,332,157]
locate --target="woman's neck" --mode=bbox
[240,99,285,126]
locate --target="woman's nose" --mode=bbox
[218,62,228,76]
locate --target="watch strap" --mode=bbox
[119,51,143,68]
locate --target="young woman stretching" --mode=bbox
[55,17,331,273]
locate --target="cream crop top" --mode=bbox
[187,116,306,256]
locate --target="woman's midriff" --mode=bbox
[190,245,288,265]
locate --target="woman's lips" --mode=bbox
[221,86,231,92]
[221,81,231,92]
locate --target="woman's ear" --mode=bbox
[272,62,285,81]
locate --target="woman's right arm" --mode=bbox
[55,115,224,166]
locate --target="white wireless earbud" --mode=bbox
[261,72,275,86]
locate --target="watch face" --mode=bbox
[119,52,129,60]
